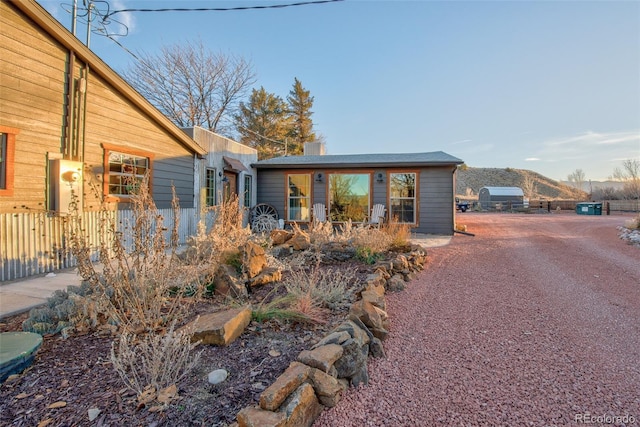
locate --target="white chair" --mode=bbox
[368,204,386,227]
[312,203,328,223]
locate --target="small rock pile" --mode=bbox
[233,245,428,427]
[618,226,640,248]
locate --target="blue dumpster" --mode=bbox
[576,202,602,215]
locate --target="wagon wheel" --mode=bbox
[250,203,279,233]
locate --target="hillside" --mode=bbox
[456,167,588,200]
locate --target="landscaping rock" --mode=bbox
[182,307,252,346]
[237,406,286,427]
[312,331,351,348]
[332,337,369,382]
[308,367,346,407]
[297,344,343,373]
[319,242,357,261]
[386,274,406,291]
[279,383,323,427]
[270,229,293,245]
[349,299,388,334]
[259,362,310,411]
[290,232,311,251]
[214,264,248,298]
[208,369,229,385]
[243,242,267,279]
[247,267,282,287]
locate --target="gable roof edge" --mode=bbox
[13,0,206,157]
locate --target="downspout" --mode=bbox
[63,52,75,159]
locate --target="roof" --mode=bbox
[479,186,524,196]
[252,151,463,169]
[223,156,249,172]
[10,0,206,157]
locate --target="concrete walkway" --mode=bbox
[0,233,451,319]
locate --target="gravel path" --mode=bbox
[314,213,640,427]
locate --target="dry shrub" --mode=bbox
[283,252,356,311]
[65,176,204,404]
[352,226,392,254]
[67,175,195,334]
[110,321,202,401]
[305,219,335,245]
[183,194,253,275]
[382,219,411,250]
[625,213,640,229]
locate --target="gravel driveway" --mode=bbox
[314,213,640,427]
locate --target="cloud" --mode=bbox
[102,0,137,37]
[525,157,540,161]
[543,130,639,148]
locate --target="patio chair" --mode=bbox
[367,204,386,228]
[312,203,328,223]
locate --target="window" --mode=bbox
[205,168,216,207]
[389,172,417,223]
[329,173,370,222]
[287,173,311,221]
[244,175,252,208]
[103,145,152,200]
[0,126,17,196]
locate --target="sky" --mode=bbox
[39,0,640,182]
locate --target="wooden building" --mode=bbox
[253,151,464,235]
[0,0,216,280]
[1,0,208,214]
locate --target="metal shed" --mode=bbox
[478,186,525,210]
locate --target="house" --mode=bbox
[0,0,249,280]
[183,126,257,214]
[478,186,525,210]
[252,150,464,235]
[1,0,209,215]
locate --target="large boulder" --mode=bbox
[182,307,252,346]
[289,232,311,251]
[214,264,248,298]
[243,241,267,279]
[270,229,293,246]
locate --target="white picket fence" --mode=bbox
[0,208,206,282]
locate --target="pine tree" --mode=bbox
[286,78,316,155]
[235,87,291,160]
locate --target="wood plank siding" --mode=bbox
[1,1,68,211]
[418,166,456,234]
[1,0,205,212]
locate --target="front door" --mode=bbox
[223,171,237,202]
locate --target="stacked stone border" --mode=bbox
[232,244,428,427]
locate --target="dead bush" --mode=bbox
[66,175,195,334]
[110,321,202,404]
[282,252,357,311]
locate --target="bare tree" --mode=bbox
[611,159,640,200]
[122,39,256,135]
[567,169,586,192]
[521,173,537,199]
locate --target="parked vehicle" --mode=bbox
[455,198,470,212]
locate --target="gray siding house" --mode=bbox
[252,151,463,235]
[183,126,257,212]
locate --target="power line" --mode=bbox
[104,0,344,19]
